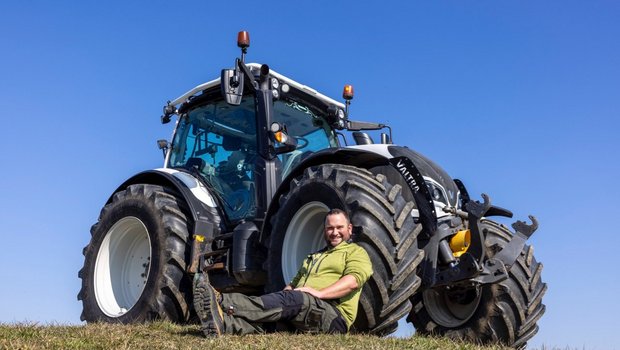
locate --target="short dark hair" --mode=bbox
[325,208,350,224]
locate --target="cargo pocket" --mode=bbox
[304,300,326,333]
[306,309,323,332]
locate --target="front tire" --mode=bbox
[266,164,424,335]
[78,184,193,323]
[408,219,547,348]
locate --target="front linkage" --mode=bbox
[422,190,539,289]
[388,154,539,289]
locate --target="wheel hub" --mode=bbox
[423,285,482,328]
[94,216,151,317]
[281,202,328,283]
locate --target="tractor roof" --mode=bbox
[168,63,346,109]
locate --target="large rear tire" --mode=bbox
[408,219,547,348]
[266,164,424,335]
[78,184,193,323]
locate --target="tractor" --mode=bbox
[78,31,546,348]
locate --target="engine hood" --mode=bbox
[345,144,459,208]
[388,146,459,207]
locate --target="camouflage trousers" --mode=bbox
[218,290,348,335]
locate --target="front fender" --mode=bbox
[109,168,222,241]
[111,168,217,207]
[262,144,462,245]
[260,147,389,244]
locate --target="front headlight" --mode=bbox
[426,180,448,207]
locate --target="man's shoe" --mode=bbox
[193,272,224,337]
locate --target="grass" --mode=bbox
[0,321,512,350]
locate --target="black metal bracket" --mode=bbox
[465,193,491,262]
[420,222,456,287]
[494,216,538,269]
[453,179,470,206]
[455,180,512,218]
[472,258,509,284]
[236,58,257,92]
[459,216,538,285]
[432,253,482,287]
[463,193,539,284]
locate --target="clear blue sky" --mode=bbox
[1,1,618,349]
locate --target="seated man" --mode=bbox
[218,150,250,190]
[193,208,373,336]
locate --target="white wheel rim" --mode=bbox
[94,216,152,317]
[281,202,329,284]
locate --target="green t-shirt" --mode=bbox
[289,241,373,328]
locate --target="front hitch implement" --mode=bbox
[428,194,540,287]
[465,194,539,285]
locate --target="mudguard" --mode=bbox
[261,144,460,243]
[110,168,223,245]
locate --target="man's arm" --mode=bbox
[294,274,358,300]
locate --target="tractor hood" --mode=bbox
[388,146,459,208]
[346,144,460,209]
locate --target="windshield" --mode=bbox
[168,96,258,222]
[273,99,338,178]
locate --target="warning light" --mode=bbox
[274,131,288,143]
[343,85,354,100]
[237,31,250,49]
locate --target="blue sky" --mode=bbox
[1,1,618,349]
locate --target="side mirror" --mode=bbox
[161,103,176,124]
[221,69,244,105]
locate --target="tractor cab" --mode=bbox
[165,65,339,223]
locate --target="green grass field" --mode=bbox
[0,321,513,350]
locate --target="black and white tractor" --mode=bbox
[78,32,546,348]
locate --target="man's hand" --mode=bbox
[283,284,293,291]
[294,286,323,298]
[294,275,358,300]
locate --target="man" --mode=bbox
[193,208,373,336]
